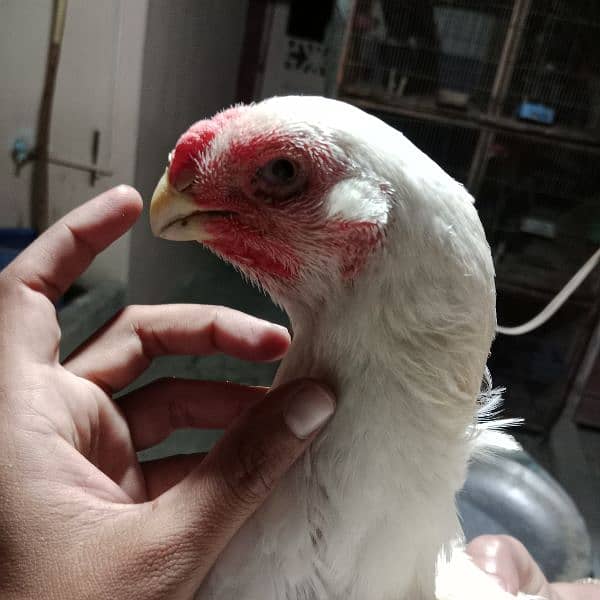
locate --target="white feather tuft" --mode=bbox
[469,368,523,457]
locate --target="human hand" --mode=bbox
[0,186,335,600]
[467,535,600,599]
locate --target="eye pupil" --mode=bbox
[256,158,303,198]
[271,159,295,182]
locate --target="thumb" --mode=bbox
[131,379,335,597]
[467,535,551,597]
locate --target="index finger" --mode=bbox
[2,186,142,303]
[64,304,290,392]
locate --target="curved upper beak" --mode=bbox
[149,171,212,241]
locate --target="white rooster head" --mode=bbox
[150,97,393,302]
[150,96,495,362]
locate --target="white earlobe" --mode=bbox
[325,177,391,226]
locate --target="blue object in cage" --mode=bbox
[517,102,556,125]
[0,228,37,271]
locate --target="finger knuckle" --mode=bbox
[119,304,143,324]
[167,393,190,431]
[211,304,229,314]
[210,304,236,324]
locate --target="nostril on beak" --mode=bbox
[168,121,218,193]
[171,166,196,193]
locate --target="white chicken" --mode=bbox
[149,96,541,600]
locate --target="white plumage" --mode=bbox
[150,96,542,600]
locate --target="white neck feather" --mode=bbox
[270,227,494,598]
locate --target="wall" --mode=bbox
[258,2,331,100]
[0,0,147,284]
[128,0,250,304]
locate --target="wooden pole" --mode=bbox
[31,0,68,232]
[466,0,532,195]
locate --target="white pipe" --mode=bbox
[497,247,600,336]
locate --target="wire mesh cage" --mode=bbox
[478,136,600,296]
[475,131,600,429]
[369,110,479,181]
[339,1,600,125]
[341,1,514,111]
[335,0,600,431]
[490,289,594,431]
[505,0,600,131]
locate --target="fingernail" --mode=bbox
[269,322,290,335]
[257,319,290,338]
[284,382,336,439]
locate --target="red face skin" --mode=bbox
[167,111,383,295]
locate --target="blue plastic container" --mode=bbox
[0,228,37,271]
[517,102,556,125]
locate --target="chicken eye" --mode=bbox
[259,158,297,186]
[254,157,306,200]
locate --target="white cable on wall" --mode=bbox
[497,247,600,336]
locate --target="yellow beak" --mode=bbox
[149,171,212,242]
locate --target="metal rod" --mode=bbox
[47,154,113,177]
[51,0,68,44]
[334,0,358,95]
[569,305,600,415]
[467,0,533,194]
[31,0,68,232]
[489,0,533,116]
[341,95,600,155]
[236,0,272,102]
[90,129,100,185]
[467,129,494,194]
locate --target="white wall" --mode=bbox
[0,1,49,228]
[128,0,249,304]
[0,0,147,284]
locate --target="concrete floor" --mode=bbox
[60,256,600,579]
